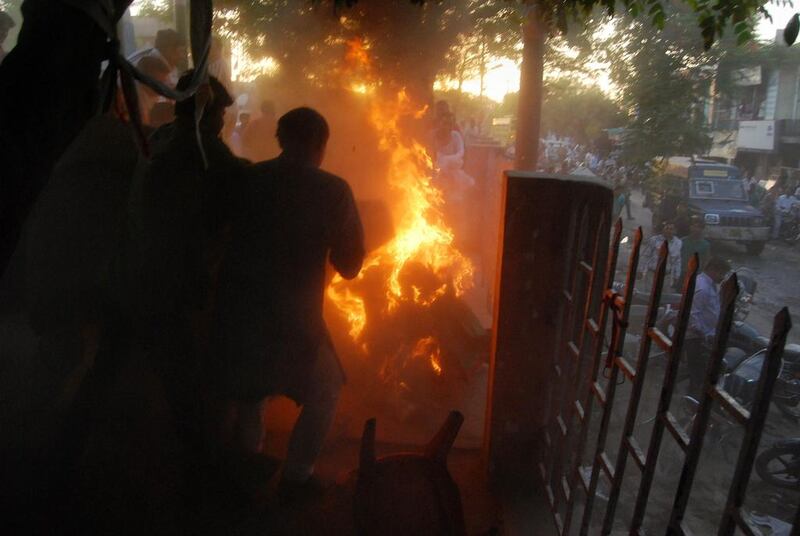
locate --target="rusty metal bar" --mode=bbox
[666,273,740,533]
[710,386,750,426]
[600,241,672,534]
[628,255,699,533]
[576,226,646,536]
[560,219,631,535]
[717,307,792,536]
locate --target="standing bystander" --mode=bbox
[638,221,683,290]
[684,257,730,397]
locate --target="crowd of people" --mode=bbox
[2,25,370,524]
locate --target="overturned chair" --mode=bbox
[353,410,467,536]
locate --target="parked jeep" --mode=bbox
[649,157,770,255]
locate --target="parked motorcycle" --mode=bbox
[755,439,800,490]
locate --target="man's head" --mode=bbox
[0,11,15,46]
[277,107,329,167]
[434,100,450,119]
[661,221,675,240]
[260,100,275,119]
[704,256,731,284]
[689,216,705,239]
[154,29,186,68]
[138,55,171,97]
[174,71,233,136]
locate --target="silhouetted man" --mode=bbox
[127,72,244,439]
[242,99,278,161]
[214,107,364,501]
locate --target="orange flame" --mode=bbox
[413,336,443,376]
[327,39,474,348]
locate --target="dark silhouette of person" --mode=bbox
[126,71,245,442]
[214,107,364,500]
[242,99,278,162]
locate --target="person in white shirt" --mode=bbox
[773,187,799,239]
[638,221,683,290]
[127,29,186,125]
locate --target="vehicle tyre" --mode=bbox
[755,442,800,490]
[776,398,800,420]
[745,241,766,256]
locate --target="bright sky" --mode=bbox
[757,2,797,40]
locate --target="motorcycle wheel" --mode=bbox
[755,444,800,490]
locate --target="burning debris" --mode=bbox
[324,41,487,424]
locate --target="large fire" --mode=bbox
[327,39,475,379]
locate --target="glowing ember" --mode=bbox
[327,39,474,351]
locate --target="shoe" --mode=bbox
[277,473,330,505]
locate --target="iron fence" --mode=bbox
[539,218,795,535]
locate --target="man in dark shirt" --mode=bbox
[127,72,245,441]
[215,107,364,499]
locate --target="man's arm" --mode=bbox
[330,183,365,280]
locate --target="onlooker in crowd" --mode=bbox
[773,186,799,239]
[128,28,186,87]
[214,107,364,502]
[242,100,278,162]
[207,37,231,89]
[463,117,480,142]
[230,111,251,157]
[0,10,14,65]
[126,73,245,442]
[685,257,730,397]
[673,202,691,237]
[612,185,626,221]
[638,221,682,290]
[759,188,777,231]
[433,112,475,239]
[135,55,171,127]
[678,216,711,290]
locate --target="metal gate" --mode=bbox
[540,218,796,535]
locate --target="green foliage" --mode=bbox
[134,0,173,22]
[540,78,623,143]
[216,0,469,103]
[595,6,722,163]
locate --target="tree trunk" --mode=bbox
[514,6,546,171]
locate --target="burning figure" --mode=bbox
[327,40,480,419]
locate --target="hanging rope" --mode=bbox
[61,0,214,166]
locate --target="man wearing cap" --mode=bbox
[126,71,245,441]
[128,28,187,87]
[128,29,186,126]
